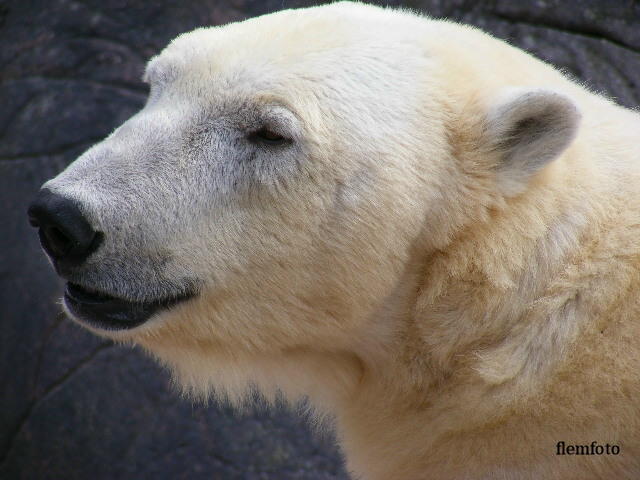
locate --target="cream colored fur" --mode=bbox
[51,2,640,479]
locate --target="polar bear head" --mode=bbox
[28,2,580,401]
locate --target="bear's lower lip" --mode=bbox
[64,282,194,331]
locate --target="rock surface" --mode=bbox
[1,1,638,478]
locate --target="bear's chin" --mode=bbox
[63,282,195,332]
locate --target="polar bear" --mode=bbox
[27,2,640,479]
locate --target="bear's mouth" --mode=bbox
[64,282,195,331]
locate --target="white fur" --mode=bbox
[43,3,640,479]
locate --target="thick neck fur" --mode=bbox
[330,134,640,478]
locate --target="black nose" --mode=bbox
[27,189,103,265]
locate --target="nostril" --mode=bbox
[27,188,103,265]
[42,225,74,257]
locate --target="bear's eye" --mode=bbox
[249,127,288,146]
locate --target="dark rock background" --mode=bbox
[1,0,638,478]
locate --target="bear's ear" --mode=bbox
[484,88,581,196]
